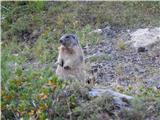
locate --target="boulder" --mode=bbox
[130,27,160,48]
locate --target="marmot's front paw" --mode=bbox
[64,66,71,70]
[55,61,59,65]
[55,60,64,67]
[55,62,62,66]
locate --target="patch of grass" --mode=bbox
[1,65,63,119]
[89,54,112,63]
[76,25,102,47]
[2,2,160,43]
[32,29,58,63]
[72,94,115,120]
[1,1,45,32]
[47,82,116,120]
[1,41,61,119]
[122,96,160,120]
[28,1,46,12]
[114,80,160,119]
[1,42,28,82]
[118,40,126,50]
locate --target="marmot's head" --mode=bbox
[59,34,79,48]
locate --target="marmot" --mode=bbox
[56,34,85,82]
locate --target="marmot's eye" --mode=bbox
[65,36,70,39]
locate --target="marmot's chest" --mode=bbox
[60,46,75,56]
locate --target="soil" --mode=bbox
[84,26,160,92]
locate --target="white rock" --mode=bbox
[89,29,102,34]
[130,27,160,48]
[89,86,134,108]
[89,87,133,100]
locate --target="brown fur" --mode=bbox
[56,44,85,82]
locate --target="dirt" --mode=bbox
[84,26,160,92]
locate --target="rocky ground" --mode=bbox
[84,26,160,94]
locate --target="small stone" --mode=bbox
[93,68,98,73]
[137,47,147,52]
[156,84,160,89]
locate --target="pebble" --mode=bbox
[137,47,147,52]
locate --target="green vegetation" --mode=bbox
[89,54,112,62]
[118,40,126,50]
[1,1,160,119]
[123,95,160,120]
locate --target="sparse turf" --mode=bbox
[1,1,160,119]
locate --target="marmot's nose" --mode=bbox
[60,39,63,44]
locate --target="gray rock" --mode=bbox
[130,27,160,48]
[137,47,148,52]
[89,86,134,109]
